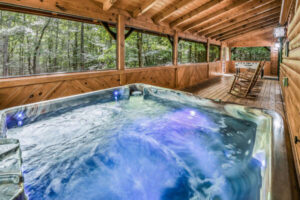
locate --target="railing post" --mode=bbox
[173,31,178,88]
[173,31,178,66]
[207,39,210,78]
[117,14,126,85]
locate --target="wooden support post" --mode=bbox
[173,31,178,66]
[207,39,210,62]
[207,39,210,78]
[220,42,224,73]
[117,14,126,85]
[229,47,232,73]
[173,31,178,88]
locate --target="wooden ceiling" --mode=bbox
[92,0,282,41]
[0,0,282,42]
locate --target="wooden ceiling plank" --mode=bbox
[169,0,224,28]
[279,0,293,25]
[221,24,277,41]
[132,0,158,18]
[152,0,194,23]
[226,27,275,44]
[213,16,279,40]
[102,0,117,11]
[208,10,280,38]
[197,0,280,35]
[181,0,249,32]
[197,2,281,36]
[219,21,278,41]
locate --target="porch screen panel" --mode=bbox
[0,10,116,78]
[209,44,220,62]
[125,31,172,68]
[231,47,271,61]
[178,39,207,64]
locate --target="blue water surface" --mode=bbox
[7,95,261,200]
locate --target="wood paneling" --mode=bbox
[125,67,176,88]
[0,73,120,109]
[176,63,209,89]
[281,5,300,185]
[209,61,222,77]
[0,62,222,109]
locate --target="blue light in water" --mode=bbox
[17,121,23,127]
[16,112,25,120]
[114,90,119,101]
[189,110,196,116]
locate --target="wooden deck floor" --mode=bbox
[185,75,284,117]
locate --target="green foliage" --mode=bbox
[0,10,116,78]
[1,10,226,78]
[209,45,220,62]
[231,47,271,61]
[178,39,206,64]
[125,31,172,68]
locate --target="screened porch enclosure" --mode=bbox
[0,0,300,199]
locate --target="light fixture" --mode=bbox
[274,42,281,49]
[273,26,286,38]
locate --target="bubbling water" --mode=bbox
[7,96,260,200]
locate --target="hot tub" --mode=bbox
[0,84,286,200]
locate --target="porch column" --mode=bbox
[173,31,178,66]
[173,31,178,88]
[117,14,126,85]
[207,39,210,78]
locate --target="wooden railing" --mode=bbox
[0,62,222,109]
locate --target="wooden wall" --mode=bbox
[0,62,221,109]
[281,4,300,183]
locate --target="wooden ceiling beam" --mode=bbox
[218,21,278,41]
[213,16,279,40]
[196,0,279,35]
[102,0,117,11]
[181,0,249,32]
[132,0,158,18]
[226,27,274,44]
[218,20,278,41]
[223,26,276,42]
[208,9,280,38]
[152,0,194,23]
[279,0,293,25]
[197,1,280,35]
[169,0,224,28]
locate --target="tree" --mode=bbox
[32,19,51,74]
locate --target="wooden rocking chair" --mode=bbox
[229,60,265,98]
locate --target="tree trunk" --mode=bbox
[188,45,192,63]
[2,12,11,76]
[67,21,71,69]
[53,19,59,69]
[80,22,85,70]
[2,34,9,76]
[137,32,143,67]
[32,19,51,74]
[73,30,78,70]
